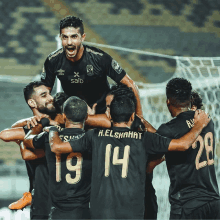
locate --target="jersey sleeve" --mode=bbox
[33,132,47,150]
[157,124,174,138]
[103,53,126,83]
[69,130,93,153]
[144,132,171,154]
[41,57,56,89]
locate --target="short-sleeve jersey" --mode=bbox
[33,128,92,211]
[69,127,171,219]
[157,111,220,215]
[41,45,126,113]
[23,127,50,217]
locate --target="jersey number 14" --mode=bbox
[105,144,130,178]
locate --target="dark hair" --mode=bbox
[63,96,87,123]
[191,90,203,110]
[108,83,137,107]
[60,16,84,35]
[110,96,135,123]
[166,78,192,107]
[23,81,47,103]
[53,92,69,114]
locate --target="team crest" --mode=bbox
[112,60,122,74]
[41,66,46,80]
[86,65,94,76]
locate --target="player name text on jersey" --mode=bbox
[98,129,142,139]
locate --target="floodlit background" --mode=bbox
[1,0,220,219]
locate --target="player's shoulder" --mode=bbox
[84,45,109,58]
[47,48,64,62]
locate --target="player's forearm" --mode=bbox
[49,128,72,154]
[0,128,25,142]
[11,118,29,128]
[146,155,165,173]
[168,123,203,151]
[139,116,156,133]
[86,114,111,128]
[20,142,45,160]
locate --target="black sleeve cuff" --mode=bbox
[40,118,50,128]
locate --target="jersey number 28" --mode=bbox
[192,132,214,170]
[105,144,130,178]
[56,153,83,184]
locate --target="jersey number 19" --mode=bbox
[56,153,83,184]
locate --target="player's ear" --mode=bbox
[81,33,86,42]
[166,99,170,106]
[28,99,37,109]
[130,112,135,122]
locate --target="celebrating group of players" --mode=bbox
[0,15,220,220]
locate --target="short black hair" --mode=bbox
[191,90,203,110]
[63,96,87,123]
[60,16,84,35]
[108,83,137,107]
[53,92,69,114]
[166,77,192,107]
[110,96,135,123]
[23,81,47,103]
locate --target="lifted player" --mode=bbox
[23,97,92,220]
[48,95,210,219]
[41,15,143,117]
[157,78,220,219]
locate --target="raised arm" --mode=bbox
[86,114,111,128]
[120,74,143,118]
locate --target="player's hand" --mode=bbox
[87,103,97,115]
[194,109,211,128]
[43,126,51,132]
[27,114,48,129]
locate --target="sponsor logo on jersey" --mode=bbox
[71,72,84,83]
[57,69,65,76]
[86,65,94,76]
[41,67,46,80]
[112,60,122,74]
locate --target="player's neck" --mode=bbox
[112,122,131,129]
[172,107,190,117]
[65,120,84,129]
[66,45,84,62]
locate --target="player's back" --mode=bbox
[34,128,92,212]
[90,127,152,219]
[157,110,220,215]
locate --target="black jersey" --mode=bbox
[41,45,126,113]
[23,127,50,217]
[33,128,92,211]
[69,127,171,219]
[131,116,158,219]
[157,111,220,215]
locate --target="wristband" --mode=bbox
[40,118,50,128]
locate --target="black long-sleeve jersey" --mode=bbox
[157,111,220,215]
[33,128,92,212]
[41,45,126,114]
[69,127,171,219]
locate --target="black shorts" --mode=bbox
[170,199,220,220]
[49,206,91,220]
[31,215,48,220]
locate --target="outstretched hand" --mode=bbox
[27,114,49,129]
[87,103,97,115]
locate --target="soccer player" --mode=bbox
[48,95,210,219]
[191,90,203,110]
[105,83,158,219]
[156,78,220,219]
[41,15,143,117]
[23,97,92,220]
[0,81,58,219]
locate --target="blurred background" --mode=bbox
[1,0,220,219]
